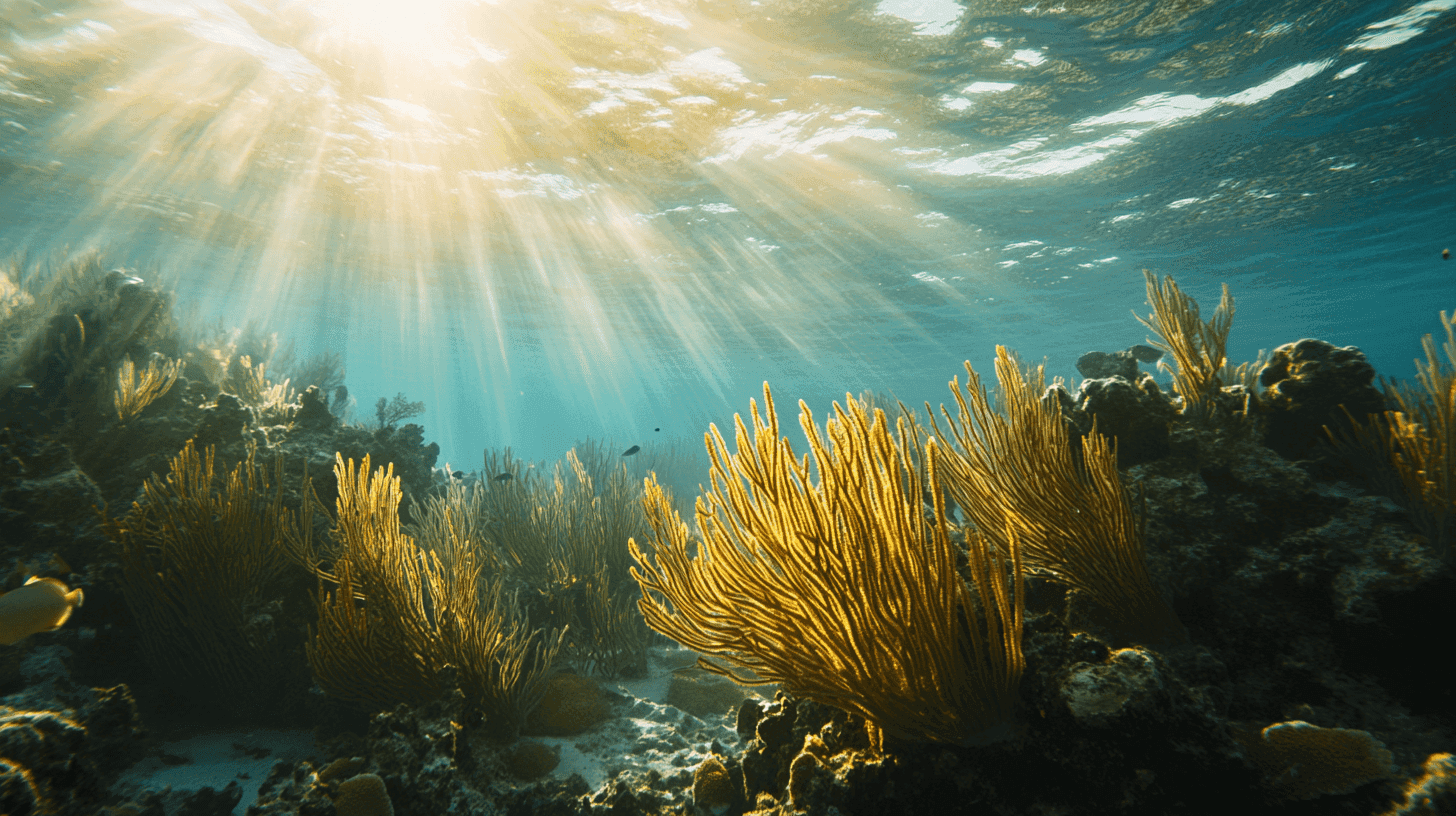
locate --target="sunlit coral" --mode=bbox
[630,385,1024,747]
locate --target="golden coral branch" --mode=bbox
[630,384,1024,746]
[307,454,564,737]
[927,346,1184,646]
[1135,269,1234,421]
[113,354,185,423]
[1334,310,1456,556]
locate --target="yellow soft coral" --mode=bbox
[0,577,84,645]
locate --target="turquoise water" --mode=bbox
[1,0,1452,465]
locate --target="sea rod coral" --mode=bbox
[928,346,1185,646]
[298,453,565,739]
[629,385,1024,748]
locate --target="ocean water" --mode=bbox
[0,0,1452,466]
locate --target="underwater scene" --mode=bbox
[0,0,1454,814]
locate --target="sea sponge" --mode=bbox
[333,773,393,816]
[316,756,368,785]
[787,734,834,805]
[501,740,560,779]
[524,673,608,736]
[0,576,83,645]
[693,757,735,816]
[667,672,758,719]
[1258,339,1385,458]
[1235,720,1395,800]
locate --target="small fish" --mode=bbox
[1127,344,1164,363]
[0,576,84,645]
[621,445,640,457]
[493,472,514,482]
[104,270,144,292]
[1444,248,1451,260]
[452,471,464,480]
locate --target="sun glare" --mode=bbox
[6,0,993,450]
[305,0,476,64]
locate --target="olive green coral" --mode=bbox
[104,439,299,711]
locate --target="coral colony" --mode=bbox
[0,256,1452,814]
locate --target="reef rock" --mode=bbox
[1257,339,1386,459]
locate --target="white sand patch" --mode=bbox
[531,642,774,797]
[113,643,773,813]
[115,728,319,816]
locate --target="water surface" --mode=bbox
[1,0,1451,462]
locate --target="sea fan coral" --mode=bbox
[928,346,1184,646]
[630,385,1024,747]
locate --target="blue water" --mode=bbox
[1,0,1452,465]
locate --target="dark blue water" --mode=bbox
[1,0,1452,464]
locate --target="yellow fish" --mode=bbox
[0,576,84,645]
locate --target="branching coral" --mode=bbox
[928,346,1185,646]
[1135,269,1249,424]
[226,355,296,424]
[375,392,424,429]
[2,254,179,420]
[630,385,1024,747]
[300,454,563,737]
[407,480,501,572]
[460,445,653,677]
[104,440,299,711]
[113,354,185,423]
[1333,311,1455,557]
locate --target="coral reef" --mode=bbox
[0,257,1450,816]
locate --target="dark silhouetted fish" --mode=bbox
[1127,344,1163,363]
[493,472,513,482]
[622,445,640,456]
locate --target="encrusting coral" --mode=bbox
[1233,720,1396,801]
[927,346,1185,646]
[630,385,1024,748]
